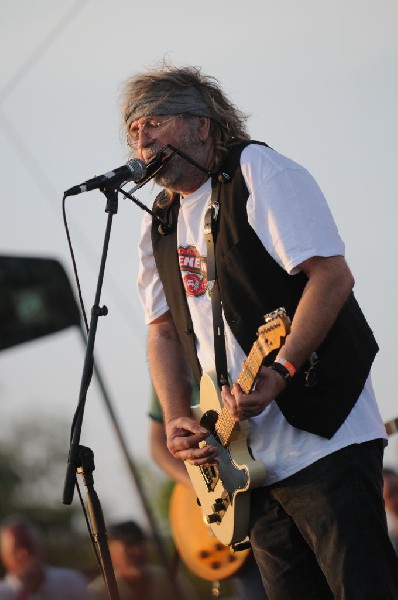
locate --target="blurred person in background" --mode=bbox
[88,520,198,600]
[0,517,91,599]
[383,468,398,554]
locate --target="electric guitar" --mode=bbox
[169,482,251,581]
[185,307,290,548]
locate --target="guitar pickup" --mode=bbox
[212,496,229,514]
[205,513,222,524]
[200,465,219,492]
[198,438,219,492]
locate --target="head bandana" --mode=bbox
[126,85,214,126]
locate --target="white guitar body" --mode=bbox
[185,371,267,547]
[184,308,290,548]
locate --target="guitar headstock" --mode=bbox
[237,307,292,395]
[257,307,291,356]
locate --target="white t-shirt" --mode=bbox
[138,144,386,484]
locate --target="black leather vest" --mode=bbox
[151,141,378,438]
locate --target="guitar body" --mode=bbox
[185,371,267,547]
[169,482,250,581]
[184,308,290,548]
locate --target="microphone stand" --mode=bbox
[62,147,209,600]
[76,326,188,600]
[62,186,121,600]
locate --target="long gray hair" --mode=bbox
[120,62,250,174]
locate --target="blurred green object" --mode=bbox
[0,255,80,352]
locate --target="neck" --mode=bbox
[19,563,45,592]
[180,173,210,198]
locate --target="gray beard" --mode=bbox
[154,153,203,191]
[152,129,209,193]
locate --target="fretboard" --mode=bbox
[215,335,272,446]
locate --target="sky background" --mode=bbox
[1,0,398,530]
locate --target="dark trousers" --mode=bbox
[249,439,398,600]
[233,552,268,599]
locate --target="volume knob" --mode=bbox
[212,498,226,512]
[205,513,222,524]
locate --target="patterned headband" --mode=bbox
[126,85,214,124]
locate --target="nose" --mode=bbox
[136,126,153,148]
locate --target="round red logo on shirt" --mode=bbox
[178,245,207,297]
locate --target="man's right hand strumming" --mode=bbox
[166,416,218,466]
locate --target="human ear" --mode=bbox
[197,116,211,142]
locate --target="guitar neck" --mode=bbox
[215,337,268,446]
[237,335,269,394]
[214,307,290,448]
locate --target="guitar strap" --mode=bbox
[204,198,229,389]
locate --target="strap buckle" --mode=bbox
[210,200,220,221]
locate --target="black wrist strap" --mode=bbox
[270,361,290,380]
[204,201,229,388]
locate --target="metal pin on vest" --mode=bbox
[218,172,232,183]
[210,200,220,222]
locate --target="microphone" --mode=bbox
[64,158,147,197]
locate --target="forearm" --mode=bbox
[148,311,192,423]
[148,312,217,465]
[278,255,355,369]
[224,256,355,420]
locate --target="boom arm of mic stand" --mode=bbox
[117,186,172,235]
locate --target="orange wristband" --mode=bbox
[275,357,297,378]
